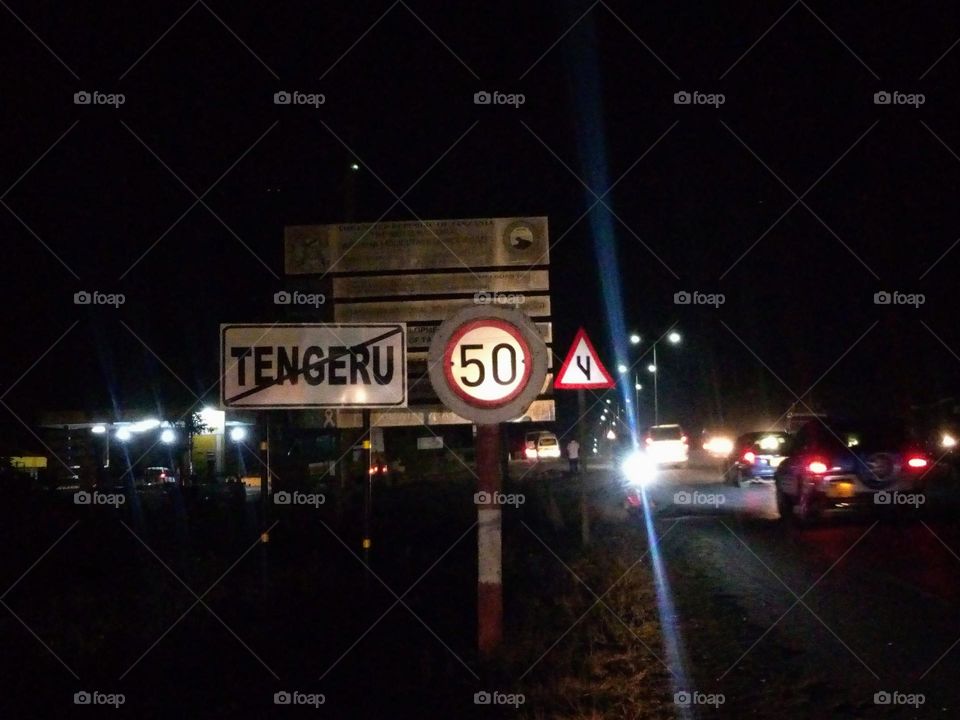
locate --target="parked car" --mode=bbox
[524,431,561,460]
[142,466,177,486]
[643,424,688,466]
[775,417,932,524]
[723,431,791,486]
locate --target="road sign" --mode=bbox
[285,217,553,426]
[220,323,406,409]
[554,327,615,389]
[285,217,549,274]
[428,307,548,424]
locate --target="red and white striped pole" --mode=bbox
[476,423,503,659]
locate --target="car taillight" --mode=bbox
[525,447,538,459]
[742,451,756,463]
[807,460,828,474]
[645,437,653,444]
[681,435,688,444]
[906,456,928,469]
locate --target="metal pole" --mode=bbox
[633,373,640,426]
[259,414,270,536]
[362,409,372,566]
[578,389,590,546]
[476,423,502,659]
[653,344,659,425]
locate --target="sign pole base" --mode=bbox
[476,424,503,660]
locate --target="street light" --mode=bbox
[627,329,682,425]
[160,429,176,444]
[229,426,248,442]
[617,364,628,374]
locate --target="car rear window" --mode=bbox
[649,426,683,441]
[539,437,557,446]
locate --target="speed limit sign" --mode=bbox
[429,306,548,424]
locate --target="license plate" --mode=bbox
[826,481,856,498]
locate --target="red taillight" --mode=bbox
[807,460,828,474]
[681,435,688,444]
[907,456,928,469]
[645,437,653,444]
[742,451,756,463]
[525,447,538,459]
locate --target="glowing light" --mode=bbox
[702,436,734,457]
[130,418,160,432]
[115,427,132,442]
[606,429,616,440]
[942,433,957,449]
[621,451,656,486]
[229,426,248,442]
[617,364,628,374]
[635,383,642,390]
[647,364,657,373]
[91,425,106,435]
[160,429,176,444]
[758,435,782,451]
[629,334,641,345]
[199,407,226,434]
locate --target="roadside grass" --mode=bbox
[502,477,675,719]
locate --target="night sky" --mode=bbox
[3,1,960,433]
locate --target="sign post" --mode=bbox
[554,328,615,546]
[428,306,548,659]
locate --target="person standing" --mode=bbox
[566,439,580,474]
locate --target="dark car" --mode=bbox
[775,418,933,524]
[723,431,791,487]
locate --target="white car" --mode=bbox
[524,431,561,460]
[644,424,689,466]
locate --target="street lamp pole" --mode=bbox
[652,344,659,425]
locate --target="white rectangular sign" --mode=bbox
[220,324,406,409]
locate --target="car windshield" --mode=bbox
[648,426,682,441]
[741,432,789,452]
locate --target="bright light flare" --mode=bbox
[942,433,957,449]
[115,427,132,442]
[160,429,176,444]
[621,451,657,487]
[702,436,734,458]
[229,426,248,442]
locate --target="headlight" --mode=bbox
[703,436,734,457]
[621,451,657,487]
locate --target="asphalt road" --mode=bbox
[625,458,960,719]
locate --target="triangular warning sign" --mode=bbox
[554,328,615,389]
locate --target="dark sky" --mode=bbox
[2,1,960,432]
